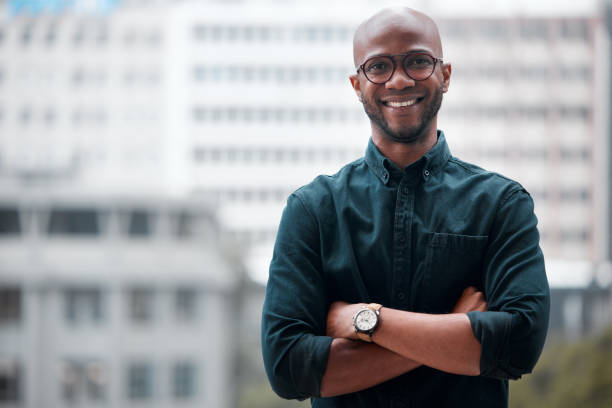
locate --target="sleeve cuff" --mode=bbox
[467,310,521,380]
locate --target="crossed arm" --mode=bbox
[262,191,549,400]
[320,287,487,397]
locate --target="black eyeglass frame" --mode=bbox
[356,52,444,84]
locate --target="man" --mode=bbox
[261,7,550,407]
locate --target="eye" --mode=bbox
[365,58,392,74]
[405,55,434,68]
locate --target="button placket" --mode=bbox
[392,177,415,308]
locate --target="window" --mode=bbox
[175,288,197,322]
[520,20,548,40]
[19,106,32,125]
[48,208,101,236]
[477,20,507,39]
[127,363,153,400]
[128,288,154,323]
[0,360,20,402]
[172,362,196,399]
[45,22,57,46]
[127,210,152,237]
[0,207,20,235]
[65,289,104,324]
[561,20,589,41]
[0,288,21,324]
[174,211,194,239]
[560,228,590,242]
[21,23,33,45]
[85,362,106,401]
[60,360,106,402]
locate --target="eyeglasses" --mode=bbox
[357,52,443,84]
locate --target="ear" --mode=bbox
[349,74,363,102]
[441,63,451,93]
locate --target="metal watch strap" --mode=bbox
[356,303,382,342]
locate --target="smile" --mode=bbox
[382,97,423,108]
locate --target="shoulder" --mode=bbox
[291,157,367,213]
[445,156,529,202]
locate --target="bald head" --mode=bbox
[353,8,443,68]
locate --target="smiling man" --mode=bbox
[262,7,550,408]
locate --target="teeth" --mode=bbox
[386,99,417,107]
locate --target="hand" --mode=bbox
[452,286,487,313]
[326,301,364,340]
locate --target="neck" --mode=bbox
[372,126,438,169]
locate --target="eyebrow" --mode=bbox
[365,49,433,59]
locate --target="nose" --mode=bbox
[385,65,416,90]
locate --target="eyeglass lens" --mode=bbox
[363,54,436,84]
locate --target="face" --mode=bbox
[350,15,451,145]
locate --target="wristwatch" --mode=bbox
[353,303,382,342]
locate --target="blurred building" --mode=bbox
[0,191,240,407]
[0,0,608,279]
[1,2,612,406]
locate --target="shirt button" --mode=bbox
[397,292,406,301]
[424,169,430,177]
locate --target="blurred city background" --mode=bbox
[1,0,612,406]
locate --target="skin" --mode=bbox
[349,7,451,168]
[321,287,486,397]
[320,8,482,398]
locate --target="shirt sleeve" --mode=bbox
[261,193,333,399]
[467,187,550,380]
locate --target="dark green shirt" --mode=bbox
[262,132,550,407]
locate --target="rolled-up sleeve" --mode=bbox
[261,193,332,399]
[468,188,550,380]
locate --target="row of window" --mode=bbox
[194,185,591,205]
[0,359,197,403]
[537,228,591,243]
[6,22,162,49]
[191,146,589,165]
[190,65,592,84]
[1,18,591,49]
[529,189,591,202]
[444,105,591,121]
[193,65,350,83]
[2,106,161,127]
[72,68,162,86]
[191,20,590,44]
[470,147,590,161]
[0,65,591,89]
[0,207,204,238]
[192,106,364,123]
[441,19,590,41]
[451,66,591,82]
[197,187,291,203]
[0,287,200,325]
[192,146,361,164]
[191,105,591,123]
[192,24,352,43]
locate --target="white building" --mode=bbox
[0,191,239,407]
[0,2,611,405]
[0,0,608,281]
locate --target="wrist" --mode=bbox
[353,303,383,342]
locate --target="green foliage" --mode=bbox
[510,327,612,408]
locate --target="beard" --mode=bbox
[362,84,444,145]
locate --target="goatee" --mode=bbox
[362,85,444,145]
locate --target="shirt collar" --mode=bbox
[365,130,452,185]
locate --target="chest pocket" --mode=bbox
[420,232,488,313]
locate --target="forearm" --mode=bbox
[320,338,420,397]
[372,308,481,376]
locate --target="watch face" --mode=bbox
[355,309,378,331]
